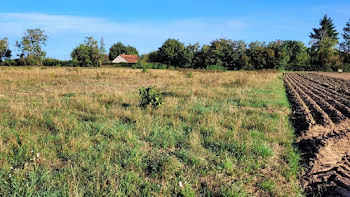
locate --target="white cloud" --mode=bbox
[0,12,248,59]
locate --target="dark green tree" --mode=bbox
[340,19,350,63]
[283,41,310,70]
[310,37,341,71]
[193,39,249,70]
[183,43,200,68]
[192,45,211,69]
[267,40,290,70]
[108,42,138,60]
[310,15,341,70]
[125,46,138,56]
[247,41,275,69]
[71,37,104,67]
[148,51,159,62]
[310,15,339,47]
[157,39,187,67]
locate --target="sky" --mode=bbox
[1,0,350,60]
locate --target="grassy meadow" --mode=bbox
[0,67,302,196]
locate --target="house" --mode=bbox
[112,54,138,64]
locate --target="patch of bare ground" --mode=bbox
[284,73,350,196]
[316,72,350,81]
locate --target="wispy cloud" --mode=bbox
[0,12,248,59]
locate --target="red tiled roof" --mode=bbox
[120,55,138,63]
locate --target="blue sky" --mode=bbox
[1,0,350,59]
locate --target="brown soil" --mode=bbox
[284,73,350,196]
[317,72,350,81]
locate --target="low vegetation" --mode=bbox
[0,67,302,196]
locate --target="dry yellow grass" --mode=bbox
[0,67,302,196]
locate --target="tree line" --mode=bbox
[0,15,350,71]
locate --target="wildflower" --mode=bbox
[179,181,183,188]
[36,153,40,158]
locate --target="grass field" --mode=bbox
[0,67,302,196]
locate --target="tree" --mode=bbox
[148,51,159,62]
[71,37,104,67]
[16,29,48,65]
[310,15,339,48]
[157,39,187,67]
[192,39,249,70]
[247,41,275,69]
[340,19,350,63]
[193,45,211,69]
[267,40,290,70]
[283,41,310,70]
[310,37,341,70]
[309,15,341,70]
[99,37,108,64]
[108,42,138,60]
[183,43,200,68]
[0,37,11,62]
[99,37,106,55]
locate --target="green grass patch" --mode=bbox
[0,68,302,196]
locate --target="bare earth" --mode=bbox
[317,72,350,80]
[284,73,350,196]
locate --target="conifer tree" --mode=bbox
[340,19,350,53]
[310,15,339,47]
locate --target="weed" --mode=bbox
[139,86,164,108]
[186,72,193,78]
[206,65,227,71]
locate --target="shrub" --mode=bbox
[43,58,80,67]
[1,59,17,66]
[340,63,350,72]
[132,62,168,69]
[43,58,65,66]
[139,86,164,108]
[206,64,227,71]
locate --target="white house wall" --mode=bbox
[112,56,127,63]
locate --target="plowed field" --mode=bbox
[317,72,350,80]
[284,73,350,196]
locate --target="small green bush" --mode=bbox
[43,58,80,67]
[206,64,227,71]
[132,62,168,69]
[139,86,164,108]
[340,63,350,72]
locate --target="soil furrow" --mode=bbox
[283,74,315,133]
[292,74,350,119]
[286,74,333,126]
[288,74,348,123]
[299,73,350,97]
[283,73,350,196]
[296,75,350,105]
